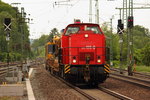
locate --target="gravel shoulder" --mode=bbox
[30,65,88,100]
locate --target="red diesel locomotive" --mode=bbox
[45,22,110,86]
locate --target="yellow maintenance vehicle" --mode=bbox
[45,36,61,74]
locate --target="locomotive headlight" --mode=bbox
[73,59,77,63]
[97,60,101,63]
[85,34,88,38]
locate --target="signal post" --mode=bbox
[3,18,11,73]
[116,0,134,76]
[127,0,134,76]
[117,19,124,74]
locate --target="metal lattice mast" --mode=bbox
[116,1,150,75]
[89,0,92,23]
[21,7,25,60]
[123,0,128,28]
[118,0,128,74]
[127,0,134,75]
[95,0,99,24]
[129,0,133,16]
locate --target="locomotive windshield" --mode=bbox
[85,26,101,34]
[66,27,79,35]
[65,24,102,35]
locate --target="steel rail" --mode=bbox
[0,66,15,77]
[110,74,150,89]
[52,74,97,100]
[50,71,134,100]
[111,68,150,78]
[0,62,21,77]
[52,74,134,100]
[111,73,150,84]
[0,58,44,77]
[98,87,133,100]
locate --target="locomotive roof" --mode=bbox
[68,23,100,26]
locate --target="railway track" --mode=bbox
[0,58,43,78]
[98,87,133,100]
[0,61,147,99]
[49,66,149,100]
[110,73,150,89]
[81,86,133,100]
[111,68,150,79]
[0,63,20,77]
[52,74,97,100]
[0,66,14,77]
[110,67,150,89]
[52,73,133,100]
[29,63,148,100]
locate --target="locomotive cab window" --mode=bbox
[65,27,79,35]
[85,26,102,34]
[48,44,55,54]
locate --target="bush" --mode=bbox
[0,52,22,62]
[11,52,22,61]
[135,65,150,73]
[141,44,150,66]
[113,60,119,68]
[0,52,7,62]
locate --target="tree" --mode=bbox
[31,34,49,57]
[0,1,31,61]
[48,28,59,41]
[141,44,150,66]
[101,23,150,66]
[101,22,120,60]
[31,28,60,57]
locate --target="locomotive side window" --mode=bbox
[65,27,79,35]
[86,26,101,34]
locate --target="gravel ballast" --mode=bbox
[30,64,150,100]
[30,65,88,100]
[100,78,150,100]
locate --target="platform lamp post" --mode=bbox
[4,18,11,73]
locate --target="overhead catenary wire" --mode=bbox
[53,0,81,28]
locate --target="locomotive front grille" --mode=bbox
[79,52,94,61]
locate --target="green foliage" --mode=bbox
[112,35,120,60]
[31,35,49,49]
[133,26,150,66]
[134,49,142,64]
[102,23,150,68]
[31,28,59,57]
[0,52,7,62]
[0,1,16,17]
[133,25,150,49]
[0,1,31,62]
[112,60,120,67]
[47,28,60,41]
[135,66,150,73]
[141,44,150,66]
[0,52,22,62]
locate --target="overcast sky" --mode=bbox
[1,0,150,39]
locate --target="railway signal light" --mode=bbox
[127,16,134,28]
[117,19,124,34]
[4,18,11,31]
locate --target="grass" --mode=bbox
[112,64,150,74]
[0,97,19,100]
[134,65,150,73]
